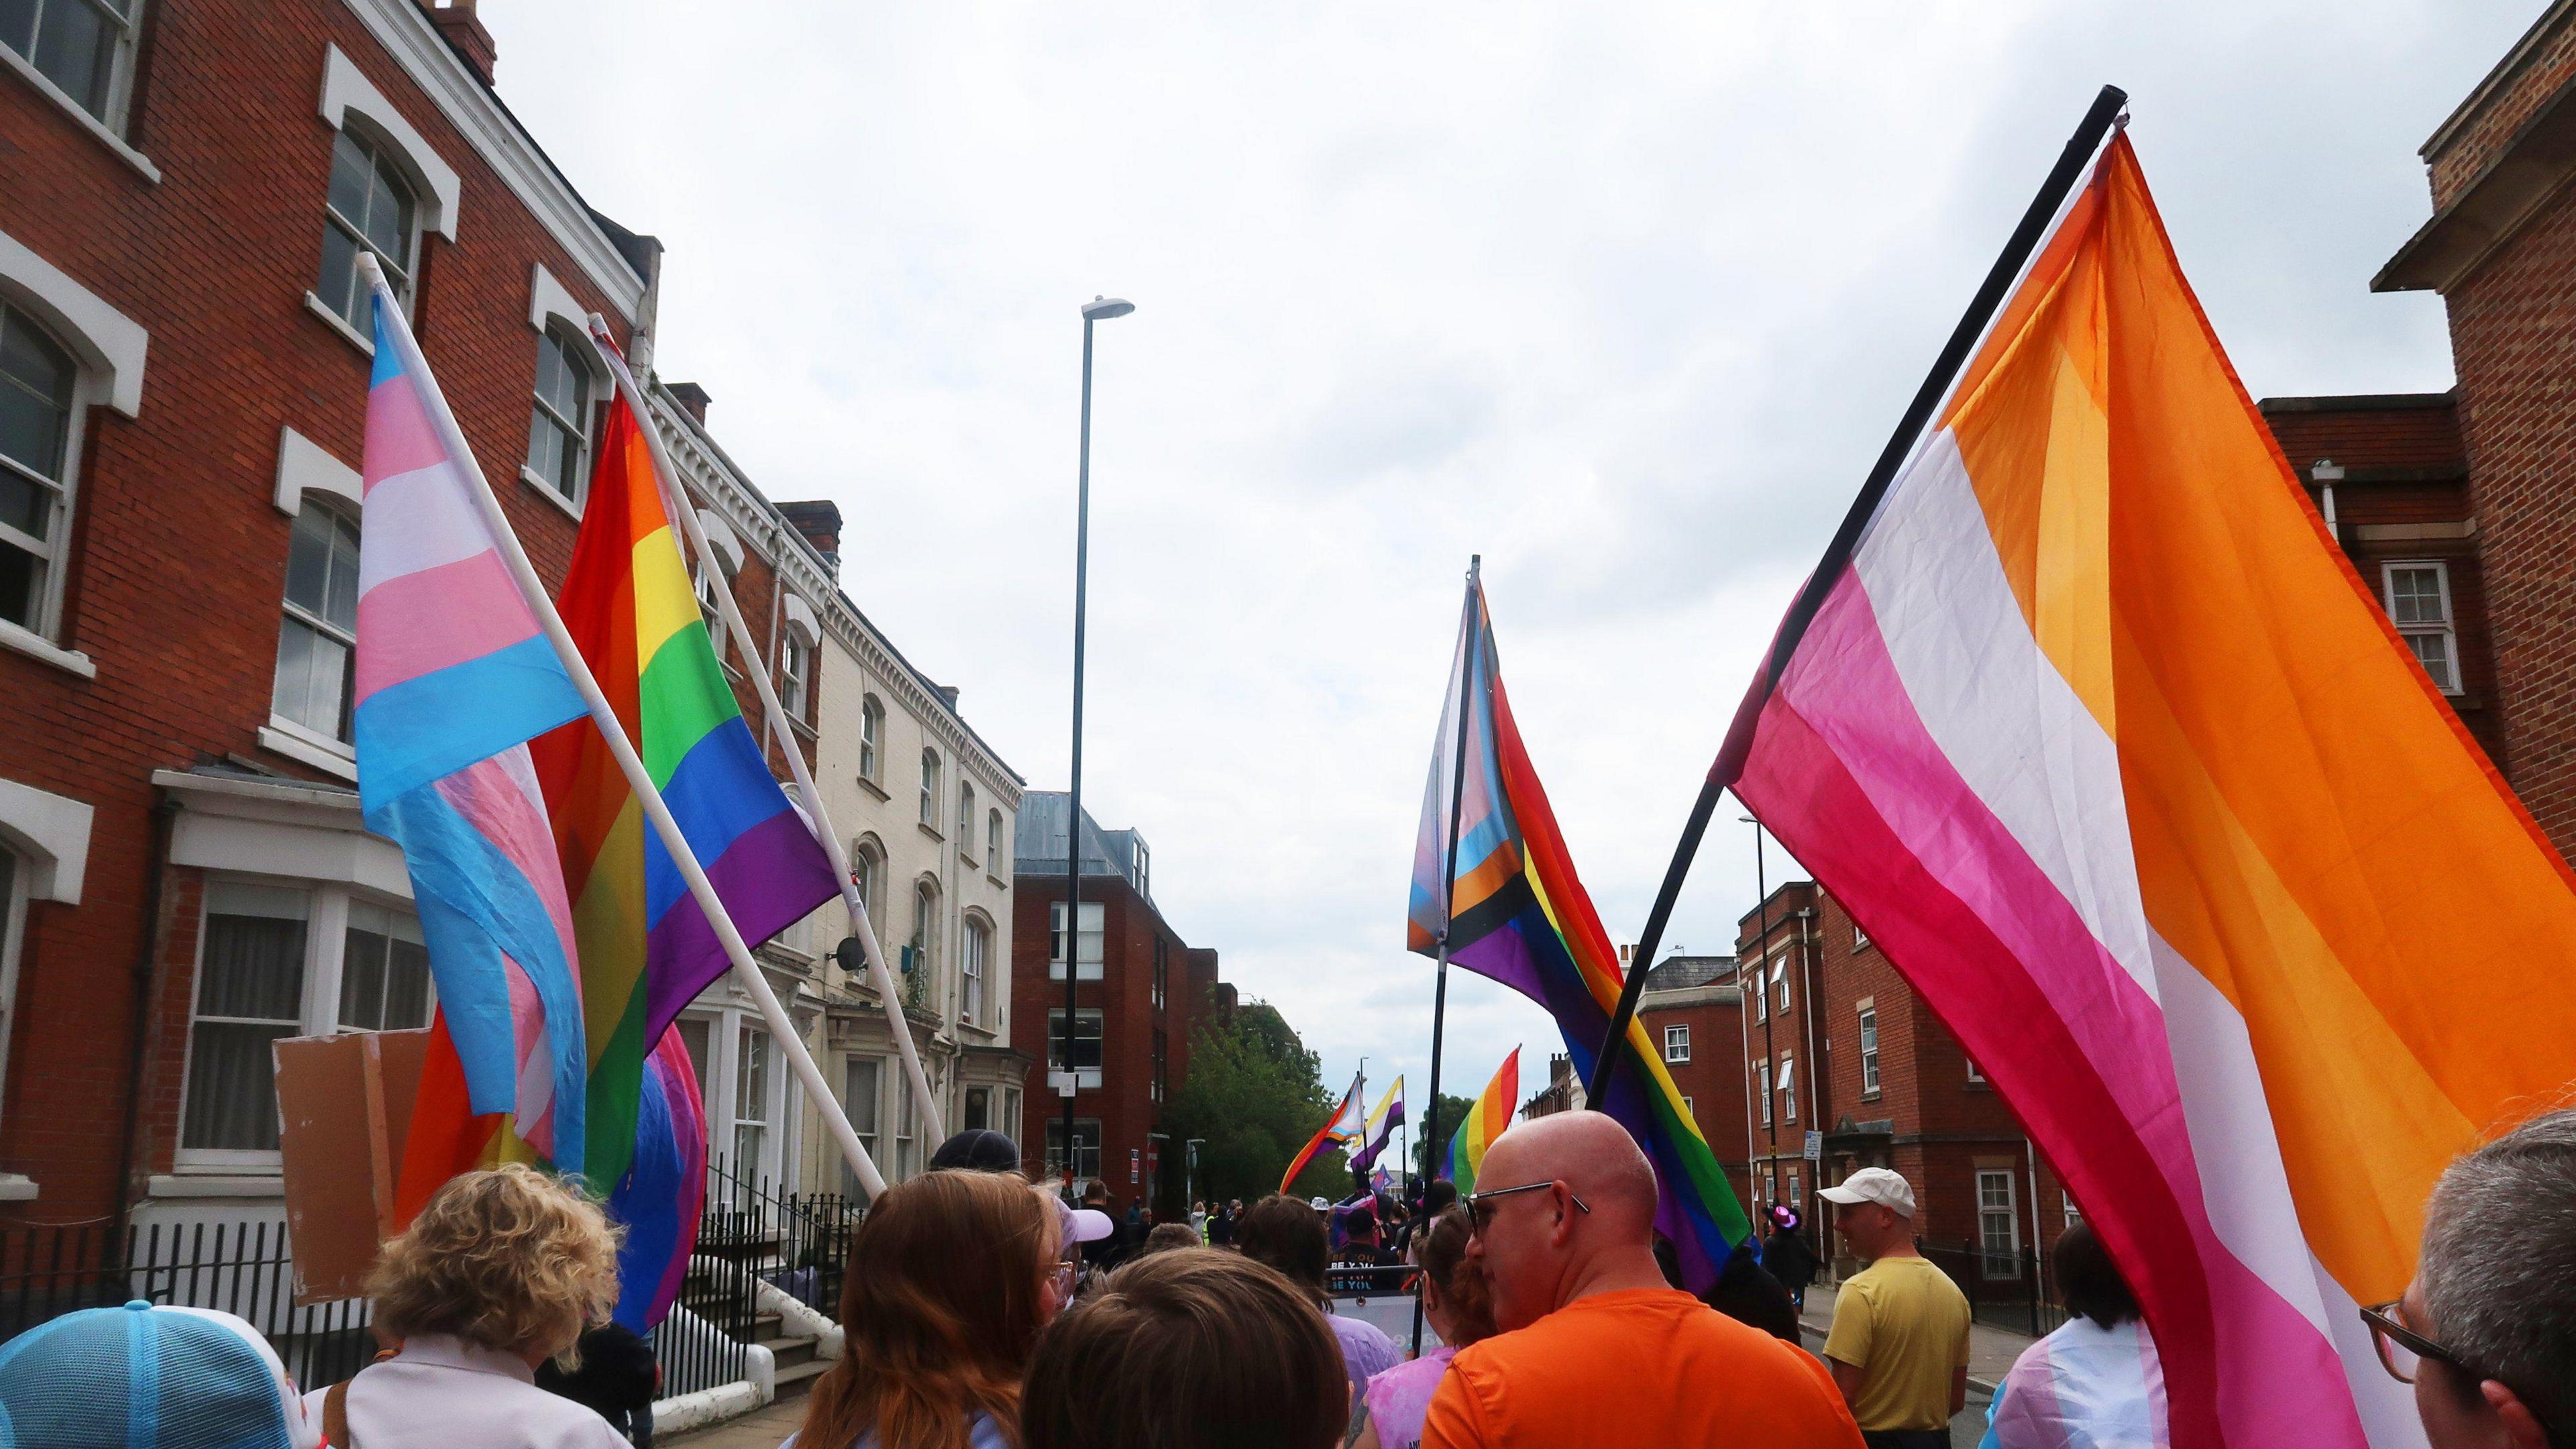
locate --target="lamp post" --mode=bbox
[1061,295,1133,1199]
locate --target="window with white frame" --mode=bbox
[3,0,144,130]
[965,1085,991,1132]
[271,502,360,744]
[1858,1006,1880,1097]
[1752,966,1766,1022]
[1853,918,1870,951]
[1131,837,1150,899]
[2383,561,2461,694]
[0,851,26,1135]
[961,914,989,1027]
[0,303,80,636]
[316,127,418,330]
[919,749,941,829]
[1772,961,1790,1014]
[859,696,883,783]
[1978,1169,2021,1277]
[1681,1094,1694,1117]
[1761,1169,1775,1206]
[1152,936,1167,1013]
[523,325,593,506]
[1967,1055,1987,1085]
[958,784,976,862]
[1046,1118,1102,1182]
[987,809,1004,872]
[906,880,936,1006]
[848,839,884,939]
[840,1055,880,1198]
[1787,1169,1802,1205]
[1047,1009,1104,1087]
[892,1065,916,1181]
[1664,1024,1690,1063]
[1049,900,1104,981]
[779,628,814,721]
[1778,1055,1796,1122]
[1756,1060,1771,1126]
[732,1024,771,1180]
[182,880,431,1161]
[2063,1194,2084,1228]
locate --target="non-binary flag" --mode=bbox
[1443,1047,1519,1196]
[1281,1071,1366,1193]
[1713,135,2576,1449]
[1350,1075,1405,1174]
[1407,580,1751,1290]
[352,280,590,1173]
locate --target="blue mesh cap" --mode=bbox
[0,1300,321,1449]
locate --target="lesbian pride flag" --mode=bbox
[1713,136,2576,1448]
[1442,1049,1517,1195]
[354,280,590,1173]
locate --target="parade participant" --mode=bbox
[1819,1168,1972,1449]
[1144,1222,1203,1256]
[1981,1222,2166,1449]
[340,1164,629,1449]
[1351,1205,1497,1449]
[1022,1249,1347,1449]
[1702,1245,1804,1347]
[795,1169,1065,1449]
[535,1321,661,1447]
[1237,1193,1403,1400]
[928,1128,1025,1175]
[1424,1112,1858,1448]
[2375,1107,2576,1449]
[1191,1199,1210,1240]
[1209,1198,1238,1248]
[1767,1205,1823,1312]
[0,1299,325,1449]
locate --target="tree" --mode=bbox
[1160,1000,1337,1210]
[1413,1091,1477,1184]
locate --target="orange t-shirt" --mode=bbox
[1421,1288,1863,1449]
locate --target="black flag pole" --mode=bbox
[1582,84,2130,1111]
[1412,554,1480,1357]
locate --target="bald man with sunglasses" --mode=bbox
[1421,1111,1860,1449]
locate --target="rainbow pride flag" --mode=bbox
[353,278,590,1171]
[1712,136,2576,1448]
[1442,1048,1517,1194]
[1281,1071,1366,1193]
[1408,580,1750,1290]
[606,1026,707,1331]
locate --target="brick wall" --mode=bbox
[2427,8,2576,209]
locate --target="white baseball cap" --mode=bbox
[1818,1167,1916,1218]
[1057,1201,1117,1245]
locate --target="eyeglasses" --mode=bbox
[1464,1180,1591,1238]
[2359,1300,2469,1385]
[1049,1260,1079,1296]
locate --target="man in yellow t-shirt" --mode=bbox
[1818,1168,1971,1449]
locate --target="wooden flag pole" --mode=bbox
[586,315,945,1150]
[1588,85,2131,1110]
[1412,554,1479,1356]
[357,253,885,1197]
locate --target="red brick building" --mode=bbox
[2376,0,2576,857]
[1631,954,1751,1181]
[1010,792,1220,1214]
[1727,883,2077,1277]
[0,0,828,1227]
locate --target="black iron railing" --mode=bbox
[1920,1239,2068,1338]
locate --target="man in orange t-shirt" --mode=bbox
[1421,1111,1862,1449]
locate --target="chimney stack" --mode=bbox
[776,500,843,576]
[422,1,496,85]
[665,382,712,427]
[937,685,961,710]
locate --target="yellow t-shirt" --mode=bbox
[1819,1254,1972,1432]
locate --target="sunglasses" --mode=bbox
[1464,1179,1591,1238]
[2359,1300,2472,1386]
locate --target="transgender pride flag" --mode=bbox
[1714,135,2576,1448]
[354,277,592,1175]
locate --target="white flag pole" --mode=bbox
[356,254,885,1197]
[583,315,946,1146]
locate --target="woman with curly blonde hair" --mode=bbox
[792,1169,1067,1449]
[334,1164,629,1449]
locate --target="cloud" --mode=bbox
[484,0,2524,1121]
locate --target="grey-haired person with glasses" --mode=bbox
[2365,1107,2576,1449]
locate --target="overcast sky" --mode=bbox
[485,2,2530,1140]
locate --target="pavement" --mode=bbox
[659,1393,804,1449]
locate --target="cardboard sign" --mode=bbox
[273,1028,432,1304]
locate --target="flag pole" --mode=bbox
[586,316,945,1150]
[1413,553,1480,1356]
[356,254,885,1197]
[1585,83,2130,1112]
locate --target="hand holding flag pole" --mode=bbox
[584,313,944,1150]
[354,252,889,1197]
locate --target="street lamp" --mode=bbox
[1061,295,1132,1199]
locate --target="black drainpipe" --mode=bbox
[111,792,178,1240]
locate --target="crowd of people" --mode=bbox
[1,1107,2569,1449]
